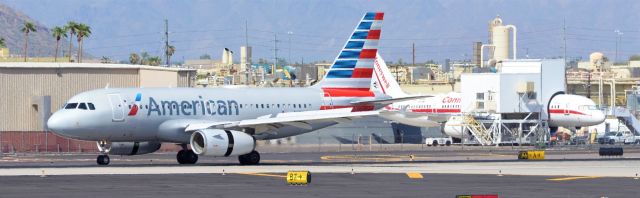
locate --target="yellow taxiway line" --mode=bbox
[546,176,601,181]
[406,172,424,179]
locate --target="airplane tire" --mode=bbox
[97,155,110,165]
[177,150,198,164]
[239,151,260,165]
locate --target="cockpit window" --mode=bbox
[78,103,88,110]
[88,103,95,110]
[64,103,78,109]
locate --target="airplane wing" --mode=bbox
[184,108,378,132]
[378,110,450,126]
[350,95,431,105]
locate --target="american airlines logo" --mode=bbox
[127,93,142,116]
[128,93,240,117]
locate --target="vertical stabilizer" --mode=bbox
[371,52,408,98]
[313,12,384,93]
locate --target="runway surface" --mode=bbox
[2,148,640,197]
[0,173,637,198]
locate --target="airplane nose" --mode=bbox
[594,110,606,124]
[47,113,65,133]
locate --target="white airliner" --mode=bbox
[371,54,606,139]
[47,12,421,165]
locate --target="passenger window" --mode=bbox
[88,103,95,110]
[65,103,78,109]
[78,103,88,110]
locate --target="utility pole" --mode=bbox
[245,20,250,85]
[287,31,293,66]
[274,34,279,73]
[563,18,567,91]
[412,43,415,67]
[164,19,169,66]
[562,18,567,64]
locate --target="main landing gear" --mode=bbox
[177,144,198,164]
[238,150,260,165]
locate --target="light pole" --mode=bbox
[614,29,623,63]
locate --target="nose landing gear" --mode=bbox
[96,141,111,165]
[97,154,110,165]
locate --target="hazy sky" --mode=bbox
[2,0,639,63]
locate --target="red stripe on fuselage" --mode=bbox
[410,108,461,113]
[322,88,374,97]
[548,109,586,115]
[320,105,375,112]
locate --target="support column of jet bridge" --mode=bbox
[459,59,565,146]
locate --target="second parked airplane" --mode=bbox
[371,53,606,139]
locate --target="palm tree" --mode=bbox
[129,53,140,64]
[51,26,67,62]
[65,21,78,62]
[75,23,91,63]
[166,45,175,65]
[21,21,37,62]
[147,56,161,66]
[100,56,110,63]
[0,37,6,48]
[140,51,150,65]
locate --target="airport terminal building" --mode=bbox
[0,62,196,152]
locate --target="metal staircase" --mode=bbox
[463,115,494,145]
[612,107,640,135]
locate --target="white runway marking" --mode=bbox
[1,160,638,177]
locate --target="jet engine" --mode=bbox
[102,141,162,155]
[190,129,255,157]
[442,116,467,138]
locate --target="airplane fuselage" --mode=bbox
[48,87,345,143]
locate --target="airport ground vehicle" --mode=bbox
[569,136,588,145]
[598,131,634,144]
[623,134,640,144]
[425,137,452,146]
